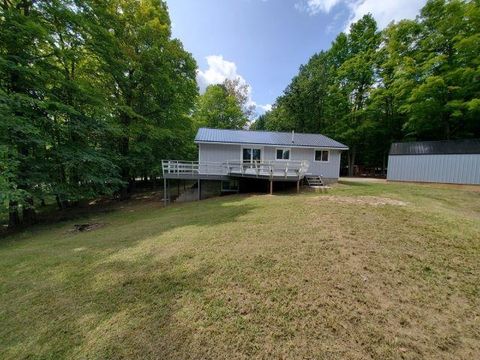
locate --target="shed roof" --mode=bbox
[390,139,480,155]
[195,128,349,149]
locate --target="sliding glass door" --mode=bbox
[242,147,262,164]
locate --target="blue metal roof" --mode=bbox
[195,128,349,149]
[390,139,480,155]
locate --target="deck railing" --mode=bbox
[223,160,309,178]
[162,160,310,179]
[161,160,229,176]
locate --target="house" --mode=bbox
[387,139,480,185]
[162,128,348,203]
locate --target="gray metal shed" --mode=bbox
[387,139,480,185]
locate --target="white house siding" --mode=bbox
[198,143,241,174]
[293,148,341,180]
[199,143,342,181]
[263,147,341,180]
[387,154,480,185]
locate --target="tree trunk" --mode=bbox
[119,184,129,200]
[119,132,130,200]
[382,151,387,177]
[445,118,451,140]
[8,201,20,228]
[348,148,356,177]
[56,195,63,210]
[22,197,36,226]
[129,178,136,193]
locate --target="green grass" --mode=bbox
[1,182,479,359]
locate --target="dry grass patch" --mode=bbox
[311,195,408,206]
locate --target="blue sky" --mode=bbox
[168,0,426,116]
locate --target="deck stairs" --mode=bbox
[305,175,330,191]
[305,175,324,187]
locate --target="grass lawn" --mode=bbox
[1,181,479,359]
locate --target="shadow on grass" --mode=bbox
[0,194,259,358]
[73,260,213,358]
[338,180,376,187]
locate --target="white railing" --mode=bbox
[162,160,310,179]
[161,160,228,176]
[224,160,309,178]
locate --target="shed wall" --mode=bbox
[387,154,480,184]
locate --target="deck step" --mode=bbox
[305,175,325,188]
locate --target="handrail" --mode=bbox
[162,159,310,178]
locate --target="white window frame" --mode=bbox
[275,147,291,161]
[314,149,330,163]
[240,146,264,163]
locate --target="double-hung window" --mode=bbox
[276,148,290,160]
[314,150,329,162]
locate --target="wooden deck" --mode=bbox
[161,160,310,205]
[162,160,310,181]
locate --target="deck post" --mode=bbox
[198,179,201,201]
[269,180,273,195]
[163,177,167,206]
[297,180,300,193]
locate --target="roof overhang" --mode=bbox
[195,140,349,151]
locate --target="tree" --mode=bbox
[262,14,381,176]
[0,0,58,226]
[0,0,122,226]
[404,0,480,139]
[224,77,255,119]
[332,15,381,175]
[262,1,480,175]
[250,113,267,130]
[365,19,422,172]
[193,84,247,129]
[0,0,198,228]
[83,0,198,198]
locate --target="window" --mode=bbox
[315,150,329,162]
[221,180,239,192]
[276,148,290,160]
[243,147,262,163]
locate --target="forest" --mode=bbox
[1,0,479,228]
[253,0,480,174]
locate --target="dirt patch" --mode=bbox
[313,195,408,206]
[69,223,105,233]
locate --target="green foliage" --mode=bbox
[84,0,198,183]
[0,0,198,226]
[258,0,480,172]
[403,0,480,139]
[193,84,247,129]
[250,113,267,130]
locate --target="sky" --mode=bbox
[168,0,427,116]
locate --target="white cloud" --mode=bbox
[296,0,342,15]
[257,103,272,113]
[196,55,238,93]
[296,0,426,30]
[345,0,425,30]
[196,55,271,117]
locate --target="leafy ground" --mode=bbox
[1,181,479,359]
